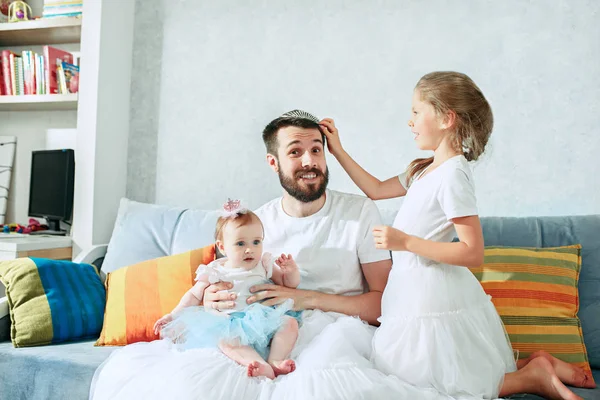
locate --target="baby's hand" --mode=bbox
[153,313,173,335]
[276,254,298,275]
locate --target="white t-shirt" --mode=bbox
[255,189,390,297]
[393,155,478,266]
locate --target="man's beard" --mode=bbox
[278,167,329,203]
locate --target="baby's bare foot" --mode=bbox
[247,361,275,379]
[269,359,296,377]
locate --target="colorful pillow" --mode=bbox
[0,257,105,347]
[96,244,216,346]
[471,245,594,383]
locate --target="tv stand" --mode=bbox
[29,218,68,236]
[30,230,67,236]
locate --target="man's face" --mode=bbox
[270,126,329,203]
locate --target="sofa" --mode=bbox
[1,198,599,400]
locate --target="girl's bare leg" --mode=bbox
[219,341,275,379]
[517,351,595,389]
[500,357,582,400]
[267,317,299,377]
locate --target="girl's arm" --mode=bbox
[320,118,407,200]
[373,215,484,268]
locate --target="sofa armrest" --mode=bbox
[0,296,7,320]
[73,244,108,266]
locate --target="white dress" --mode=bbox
[371,155,517,399]
[197,255,275,313]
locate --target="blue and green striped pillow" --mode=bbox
[0,257,106,347]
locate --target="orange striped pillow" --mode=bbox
[471,245,594,384]
[95,245,216,346]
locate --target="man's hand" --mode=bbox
[248,284,316,310]
[203,281,237,313]
[373,225,412,251]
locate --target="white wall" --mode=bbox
[126,0,600,217]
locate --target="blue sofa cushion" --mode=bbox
[0,339,114,400]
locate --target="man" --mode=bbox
[202,110,412,399]
[205,110,391,325]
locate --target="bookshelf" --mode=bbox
[0,1,135,255]
[0,18,81,46]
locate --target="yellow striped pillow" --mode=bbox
[96,245,216,346]
[471,245,594,384]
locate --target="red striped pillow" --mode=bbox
[470,245,594,384]
[96,245,216,346]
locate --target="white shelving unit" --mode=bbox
[0,15,81,235]
[0,0,135,256]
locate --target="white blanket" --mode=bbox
[90,310,449,400]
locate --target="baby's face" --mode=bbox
[221,220,264,269]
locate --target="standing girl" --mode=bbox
[319,71,586,399]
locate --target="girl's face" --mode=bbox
[218,219,264,269]
[408,90,446,151]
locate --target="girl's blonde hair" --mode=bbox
[214,210,262,242]
[406,71,493,184]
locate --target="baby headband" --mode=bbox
[220,198,248,219]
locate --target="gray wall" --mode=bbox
[127,0,600,216]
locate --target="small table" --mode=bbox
[0,234,72,261]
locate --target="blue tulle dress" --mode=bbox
[160,254,302,359]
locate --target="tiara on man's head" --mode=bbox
[281,109,320,124]
[220,198,247,219]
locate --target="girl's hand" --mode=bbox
[319,118,344,156]
[276,253,298,275]
[153,313,173,335]
[373,225,412,251]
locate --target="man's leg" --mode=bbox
[500,357,581,400]
[219,340,275,379]
[267,317,299,376]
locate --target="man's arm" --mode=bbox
[248,258,391,326]
[308,258,391,325]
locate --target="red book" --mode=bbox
[0,60,4,96]
[1,50,13,95]
[43,46,73,94]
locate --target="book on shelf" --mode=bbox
[0,46,79,97]
[43,0,83,19]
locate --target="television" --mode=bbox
[28,149,75,236]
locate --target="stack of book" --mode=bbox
[42,0,83,19]
[0,46,79,95]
